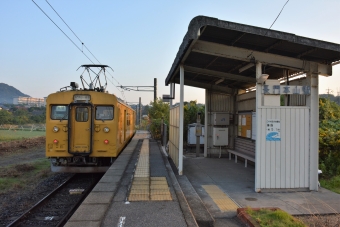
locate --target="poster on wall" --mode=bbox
[266,119,281,141]
[238,113,252,138]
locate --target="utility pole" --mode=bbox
[118,78,157,103]
[139,97,142,128]
[326,88,333,100]
[154,78,157,102]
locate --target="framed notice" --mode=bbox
[238,112,252,139]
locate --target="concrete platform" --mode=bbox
[65,131,196,227]
[66,130,340,227]
[182,153,340,218]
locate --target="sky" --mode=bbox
[1,0,340,105]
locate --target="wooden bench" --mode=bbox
[227,149,255,167]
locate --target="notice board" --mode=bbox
[238,112,252,139]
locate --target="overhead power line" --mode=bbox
[31,0,94,64]
[32,0,127,101]
[247,0,290,59]
[45,0,101,64]
[44,0,126,99]
[44,0,123,87]
[268,0,290,30]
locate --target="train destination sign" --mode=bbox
[262,85,311,95]
[74,95,91,101]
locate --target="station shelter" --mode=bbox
[164,16,340,192]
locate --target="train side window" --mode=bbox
[96,106,114,120]
[51,105,68,120]
[76,107,89,122]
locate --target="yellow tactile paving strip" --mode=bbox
[202,185,239,212]
[128,139,172,201]
[134,139,150,178]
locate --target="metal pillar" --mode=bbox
[255,62,262,192]
[204,89,208,157]
[307,63,319,191]
[154,78,157,102]
[170,83,173,108]
[139,97,142,128]
[179,65,184,175]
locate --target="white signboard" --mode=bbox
[262,85,310,95]
[266,119,281,141]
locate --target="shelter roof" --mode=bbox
[165,16,340,91]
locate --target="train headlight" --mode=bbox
[53,126,59,132]
[103,127,110,133]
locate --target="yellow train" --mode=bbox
[45,65,135,172]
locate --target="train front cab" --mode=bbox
[46,92,122,173]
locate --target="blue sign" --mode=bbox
[266,119,281,142]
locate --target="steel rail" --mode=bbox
[6,174,75,227]
[55,174,102,227]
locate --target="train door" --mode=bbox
[68,103,93,154]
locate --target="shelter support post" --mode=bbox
[306,63,319,191]
[255,62,262,192]
[179,65,184,175]
[204,89,208,157]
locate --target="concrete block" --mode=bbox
[100,175,121,183]
[69,204,108,221]
[83,192,114,204]
[92,182,118,192]
[105,169,124,176]
[64,221,101,227]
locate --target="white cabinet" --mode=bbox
[213,128,228,146]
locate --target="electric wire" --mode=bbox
[31,0,94,64]
[247,0,290,59]
[45,0,101,64]
[44,1,125,90]
[32,0,127,101]
[268,0,290,30]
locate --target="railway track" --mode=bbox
[7,173,104,227]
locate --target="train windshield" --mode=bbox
[51,105,68,120]
[96,106,114,120]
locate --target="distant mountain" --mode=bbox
[0,83,30,104]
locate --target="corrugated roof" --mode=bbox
[165,16,340,90]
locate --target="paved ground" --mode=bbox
[66,131,190,227]
[66,131,340,227]
[183,153,340,216]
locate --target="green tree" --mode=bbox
[319,98,340,178]
[148,98,170,139]
[147,99,205,142]
[12,108,29,124]
[0,110,13,124]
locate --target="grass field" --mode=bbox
[0,158,51,194]
[0,130,46,142]
[320,176,340,194]
[246,207,306,227]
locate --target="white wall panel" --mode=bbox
[257,107,310,190]
[169,106,180,169]
[237,91,256,112]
